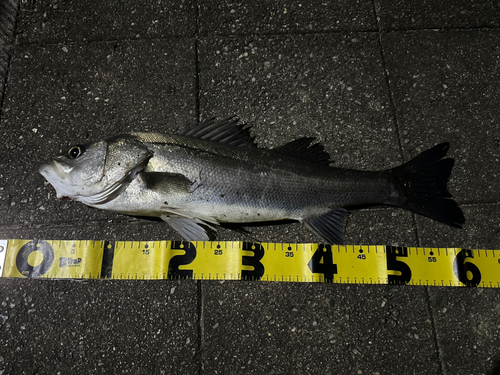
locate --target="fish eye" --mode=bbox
[67,145,85,159]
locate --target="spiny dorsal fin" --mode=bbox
[178,117,256,147]
[274,137,331,165]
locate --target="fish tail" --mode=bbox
[388,143,465,228]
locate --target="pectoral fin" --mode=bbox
[161,215,217,241]
[303,208,349,245]
[143,172,193,193]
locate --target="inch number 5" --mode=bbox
[386,246,412,285]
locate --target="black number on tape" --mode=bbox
[386,246,412,285]
[308,244,337,282]
[100,241,115,279]
[16,240,54,278]
[453,249,481,287]
[168,241,196,279]
[241,242,265,280]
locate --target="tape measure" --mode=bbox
[0,239,498,287]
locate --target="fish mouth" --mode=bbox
[38,162,74,200]
[39,151,152,205]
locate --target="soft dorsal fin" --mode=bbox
[274,137,331,165]
[178,117,256,147]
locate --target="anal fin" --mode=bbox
[303,208,349,245]
[161,215,217,241]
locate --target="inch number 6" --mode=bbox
[453,249,481,287]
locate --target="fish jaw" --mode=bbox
[39,161,77,200]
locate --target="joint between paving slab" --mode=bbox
[371,0,423,248]
[194,1,201,122]
[15,34,194,49]
[196,28,380,39]
[371,0,403,159]
[372,0,422,244]
[0,0,21,116]
[378,26,500,33]
[460,200,500,206]
[196,280,204,374]
[194,6,204,374]
[194,39,201,123]
[425,287,446,375]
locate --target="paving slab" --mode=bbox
[0,0,19,104]
[428,287,500,375]
[1,38,197,227]
[0,219,182,243]
[381,30,500,204]
[201,282,439,374]
[417,203,499,249]
[346,208,417,246]
[374,0,500,30]
[418,203,500,374]
[16,0,197,43]
[198,33,399,170]
[0,278,200,375]
[198,0,377,35]
[381,30,500,374]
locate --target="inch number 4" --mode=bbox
[308,245,338,282]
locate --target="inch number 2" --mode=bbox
[168,241,197,279]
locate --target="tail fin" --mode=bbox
[388,143,465,228]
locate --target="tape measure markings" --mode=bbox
[2,239,500,287]
[100,240,115,279]
[0,240,7,277]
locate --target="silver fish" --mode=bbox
[39,118,465,244]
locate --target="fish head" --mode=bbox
[39,135,152,205]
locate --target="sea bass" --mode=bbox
[39,118,465,244]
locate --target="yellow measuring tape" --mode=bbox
[0,239,498,287]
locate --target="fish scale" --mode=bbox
[145,138,390,214]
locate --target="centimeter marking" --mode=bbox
[0,239,499,287]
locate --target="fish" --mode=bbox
[38,117,465,244]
